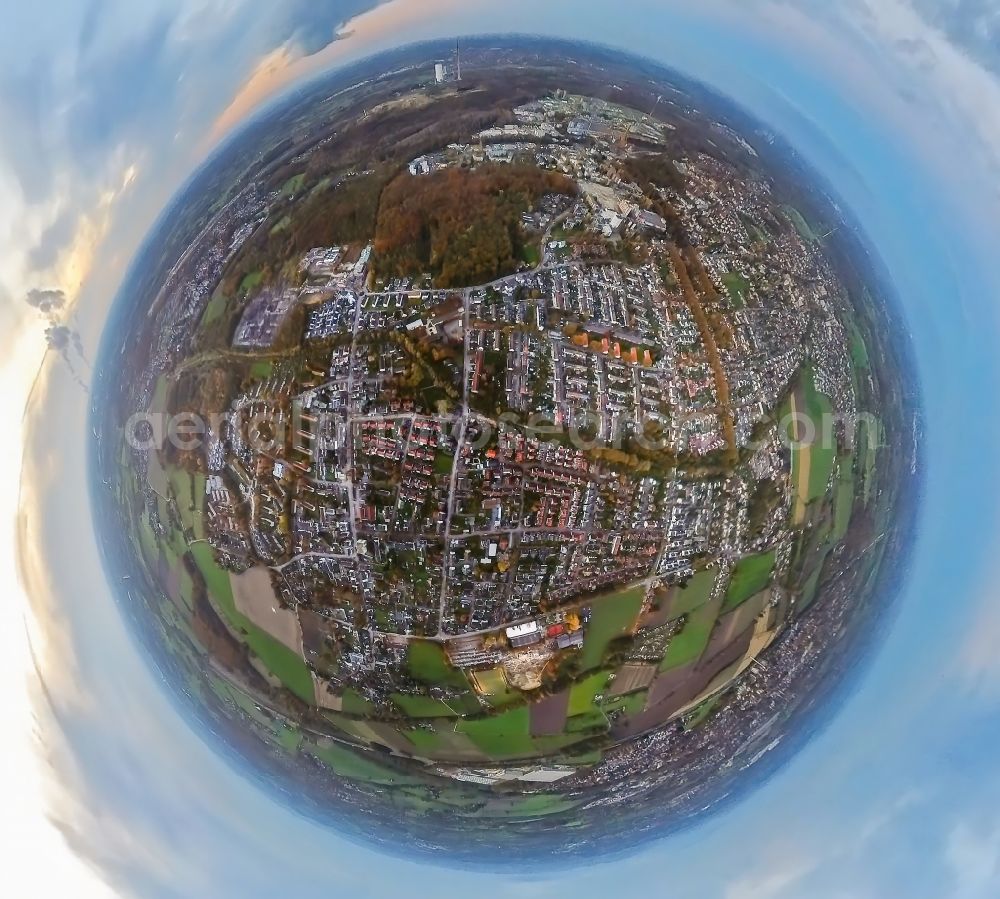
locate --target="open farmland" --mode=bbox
[579,586,647,671]
[723,552,776,613]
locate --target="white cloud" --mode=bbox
[946,819,1000,898]
[722,790,926,899]
[725,855,818,899]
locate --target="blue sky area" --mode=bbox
[8,2,1000,897]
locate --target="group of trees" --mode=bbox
[668,245,738,465]
[624,153,687,194]
[748,478,783,533]
[586,445,657,474]
[625,154,692,249]
[356,330,460,409]
[222,169,392,298]
[373,164,577,288]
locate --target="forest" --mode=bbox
[373,164,577,288]
[220,168,393,296]
[624,153,687,194]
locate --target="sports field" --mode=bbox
[472,667,521,707]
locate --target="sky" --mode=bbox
[6,1,1000,896]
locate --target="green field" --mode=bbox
[250,360,275,380]
[799,552,830,611]
[275,724,303,752]
[169,466,206,539]
[669,568,718,618]
[199,289,228,329]
[190,543,314,703]
[433,452,454,475]
[406,641,470,690]
[309,741,422,786]
[403,727,445,754]
[604,689,649,718]
[341,689,377,716]
[660,596,722,671]
[473,667,521,708]
[721,271,751,307]
[210,676,272,728]
[684,694,723,730]
[392,693,460,718]
[310,176,332,196]
[859,416,881,506]
[136,511,160,572]
[208,676,302,754]
[568,671,612,717]
[563,707,608,735]
[239,269,264,296]
[482,792,579,819]
[457,705,535,758]
[739,213,768,244]
[722,552,776,613]
[280,172,306,197]
[786,367,837,518]
[849,319,870,370]
[784,205,818,243]
[150,375,169,415]
[579,585,646,671]
[833,456,856,540]
[802,368,836,501]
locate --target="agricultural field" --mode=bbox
[457,705,536,758]
[833,456,856,540]
[723,552,776,613]
[669,568,719,618]
[786,365,837,522]
[568,671,613,716]
[579,585,647,671]
[407,640,471,690]
[190,542,315,703]
[783,204,818,242]
[660,595,723,671]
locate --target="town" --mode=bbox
[115,63,884,821]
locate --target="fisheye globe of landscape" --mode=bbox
[90,37,920,865]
